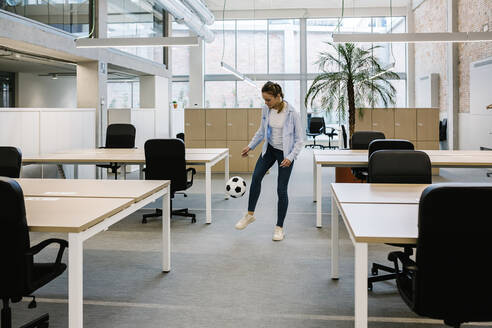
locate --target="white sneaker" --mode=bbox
[235,213,255,230]
[272,226,284,241]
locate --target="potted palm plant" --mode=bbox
[305,42,399,138]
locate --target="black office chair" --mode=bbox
[0,146,22,178]
[305,117,325,149]
[367,150,431,291]
[0,177,68,328]
[340,125,348,149]
[142,139,197,224]
[350,131,385,181]
[389,184,492,327]
[368,139,414,158]
[324,127,338,149]
[176,133,185,142]
[97,124,136,180]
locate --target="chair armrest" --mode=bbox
[388,251,417,272]
[27,238,69,264]
[186,167,196,184]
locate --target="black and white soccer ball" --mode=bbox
[225,176,247,198]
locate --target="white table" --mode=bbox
[23,148,230,224]
[313,150,492,227]
[21,179,170,328]
[330,183,422,328]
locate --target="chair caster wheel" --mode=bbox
[142,218,147,224]
[371,268,378,275]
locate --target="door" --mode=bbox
[227,109,248,141]
[394,108,416,141]
[248,108,262,140]
[206,109,227,140]
[185,109,205,140]
[371,108,394,138]
[417,108,439,141]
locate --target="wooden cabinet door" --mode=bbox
[228,140,249,173]
[206,140,227,172]
[185,139,205,172]
[185,109,205,140]
[355,108,372,131]
[394,108,416,141]
[248,141,264,172]
[227,109,248,141]
[417,108,439,141]
[371,108,394,138]
[206,109,227,140]
[248,108,262,140]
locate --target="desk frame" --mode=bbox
[65,187,170,328]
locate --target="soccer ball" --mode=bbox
[226,176,247,198]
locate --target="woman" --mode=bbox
[235,81,303,241]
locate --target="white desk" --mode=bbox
[313,150,492,227]
[23,148,229,224]
[22,179,170,328]
[330,183,422,328]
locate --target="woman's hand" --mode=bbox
[241,146,251,157]
[280,158,292,167]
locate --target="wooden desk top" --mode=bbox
[339,203,418,244]
[331,183,428,204]
[25,197,134,233]
[315,153,492,168]
[314,149,492,157]
[17,179,169,202]
[22,148,227,164]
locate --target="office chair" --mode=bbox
[0,146,22,178]
[389,184,492,327]
[0,177,68,328]
[176,133,185,142]
[367,150,431,291]
[324,127,338,149]
[368,139,414,158]
[340,125,347,149]
[305,117,325,149]
[97,123,136,180]
[142,139,197,224]
[350,131,385,181]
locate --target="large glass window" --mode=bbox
[204,81,236,108]
[107,0,165,63]
[1,0,90,36]
[171,23,190,76]
[205,20,236,74]
[172,81,190,108]
[237,20,268,74]
[108,81,139,108]
[268,20,300,74]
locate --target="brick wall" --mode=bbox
[458,0,492,113]
[414,0,492,113]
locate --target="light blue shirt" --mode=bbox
[248,102,303,162]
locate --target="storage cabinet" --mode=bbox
[372,108,394,138]
[394,108,416,140]
[354,109,372,131]
[417,108,439,141]
[184,109,205,140]
[185,108,261,172]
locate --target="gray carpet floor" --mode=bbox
[12,148,492,327]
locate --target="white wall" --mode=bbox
[17,73,77,108]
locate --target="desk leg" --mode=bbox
[331,195,339,280]
[355,242,368,328]
[205,162,212,224]
[68,233,83,328]
[139,164,144,180]
[316,164,322,227]
[74,164,79,179]
[162,188,171,272]
[224,154,230,200]
[313,152,317,202]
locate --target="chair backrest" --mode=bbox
[439,118,447,141]
[350,131,385,149]
[368,150,431,184]
[341,125,348,149]
[413,184,492,323]
[0,146,22,178]
[144,139,187,192]
[368,139,414,158]
[105,124,136,148]
[176,133,185,142]
[0,177,30,298]
[308,117,325,134]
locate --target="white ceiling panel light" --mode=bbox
[220,62,257,88]
[75,36,200,48]
[331,32,492,43]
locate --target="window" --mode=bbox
[107,81,139,108]
[205,20,236,74]
[268,20,300,74]
[237,20,268,74]
[204,81,236,108]
[171,23,190,76]
[172,82,190,108]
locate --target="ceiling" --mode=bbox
[204,0,409,11]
